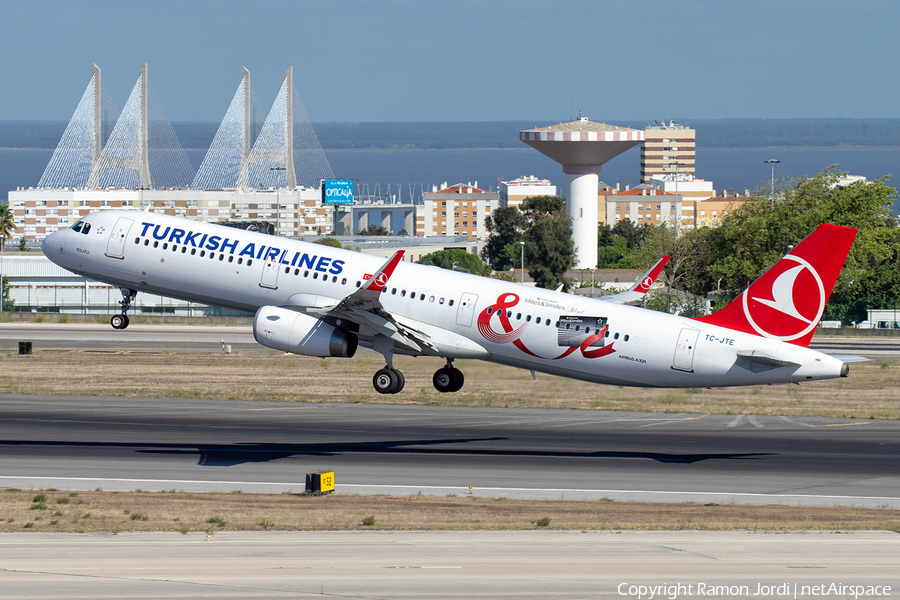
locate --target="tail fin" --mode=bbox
[693,224,857,347]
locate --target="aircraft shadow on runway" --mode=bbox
[0,439,774,467]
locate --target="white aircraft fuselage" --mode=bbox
[42,210,850,392]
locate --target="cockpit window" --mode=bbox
[70,220,91,235]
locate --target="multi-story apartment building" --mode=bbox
[7,187,333,239]
[499,175,556,209]
[641,121,696,184]
[416,183,498,240]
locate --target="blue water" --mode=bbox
[3,147,898,209]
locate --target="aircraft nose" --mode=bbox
[42,229,66,264]
[42,230,57,255]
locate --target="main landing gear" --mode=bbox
[433,360,464,393]
[111,288,137,330]
[373,367,405,395]
[371,361,465,394]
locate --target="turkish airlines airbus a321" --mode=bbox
[42,210,859,394]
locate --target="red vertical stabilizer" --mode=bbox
[693,224,857,347]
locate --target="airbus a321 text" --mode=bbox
[43,210,860,394]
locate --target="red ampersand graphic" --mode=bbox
[476,293,616,360]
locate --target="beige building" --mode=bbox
[598,185,745,231]
[641,121,696,184]
[599,186,692,229]
[416,183,498,240]
[692,193,749,228]
[499,175,556,209]
[7,187,333,239]
[647,174,715,201]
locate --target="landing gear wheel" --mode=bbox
[433,367,457,393]
[373,368,404,394]
[394,370,405,394]
[449,368,464,392]
[110,314,129,330]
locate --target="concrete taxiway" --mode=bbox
[1,394,898,507]
[0,531,897,599]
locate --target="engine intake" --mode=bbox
[253,305,357,358]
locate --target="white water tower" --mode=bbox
[520,117,643,269]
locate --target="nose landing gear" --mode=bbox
[111,288,137,330]
[433,360,464,393]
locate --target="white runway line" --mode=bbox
[779,415,818,428]
[726,414,745,427]
[748,415,765,428]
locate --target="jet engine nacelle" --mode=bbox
[253,305,358,358]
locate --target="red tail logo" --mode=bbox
[694,224,857,347]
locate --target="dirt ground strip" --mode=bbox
[1,350,898,418]
[2,490,899,533]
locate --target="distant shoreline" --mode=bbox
[3,145,900,153]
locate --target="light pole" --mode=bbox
[519,241,525,284]
[764,159,780,209]
[270,166,286,236]
[670,161,682,237]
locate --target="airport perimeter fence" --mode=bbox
[3,283,250,317]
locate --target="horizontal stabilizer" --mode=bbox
[736,350,799,369]
[828,354,871,363]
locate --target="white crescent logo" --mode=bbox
[640,276,653,289]
[742,255,825,341]
[375,272,388,287]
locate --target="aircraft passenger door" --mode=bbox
[259,260,280,289]
[672,328,700,372]
[456,292,479,327]
[105,217,134,259]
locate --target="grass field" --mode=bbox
[1,349,898,419]
[2,489,899,534]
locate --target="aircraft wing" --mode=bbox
[599,255,670,304]
[305,251,489,359]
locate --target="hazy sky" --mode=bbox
[2,0,898,123]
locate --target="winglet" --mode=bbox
[365,250,405,293]
[596,255,670,304]
[628,255,670,294]
[694,224,857,347]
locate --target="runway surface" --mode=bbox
[1,530,897,599]
[2,322,900,355]
[1,394,898,507]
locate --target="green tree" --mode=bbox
[313,237,342,248]
[1,275,12,312]
[482,206,526,269]
[524,210,575,290]
[642,288,707,317]
[0,204,14,252]
[416,248,491,276]
[682,167,898,324]
[596,236,630,268]
[519,195,565,218]
[17,236,28,252]
[357,224,391,236]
